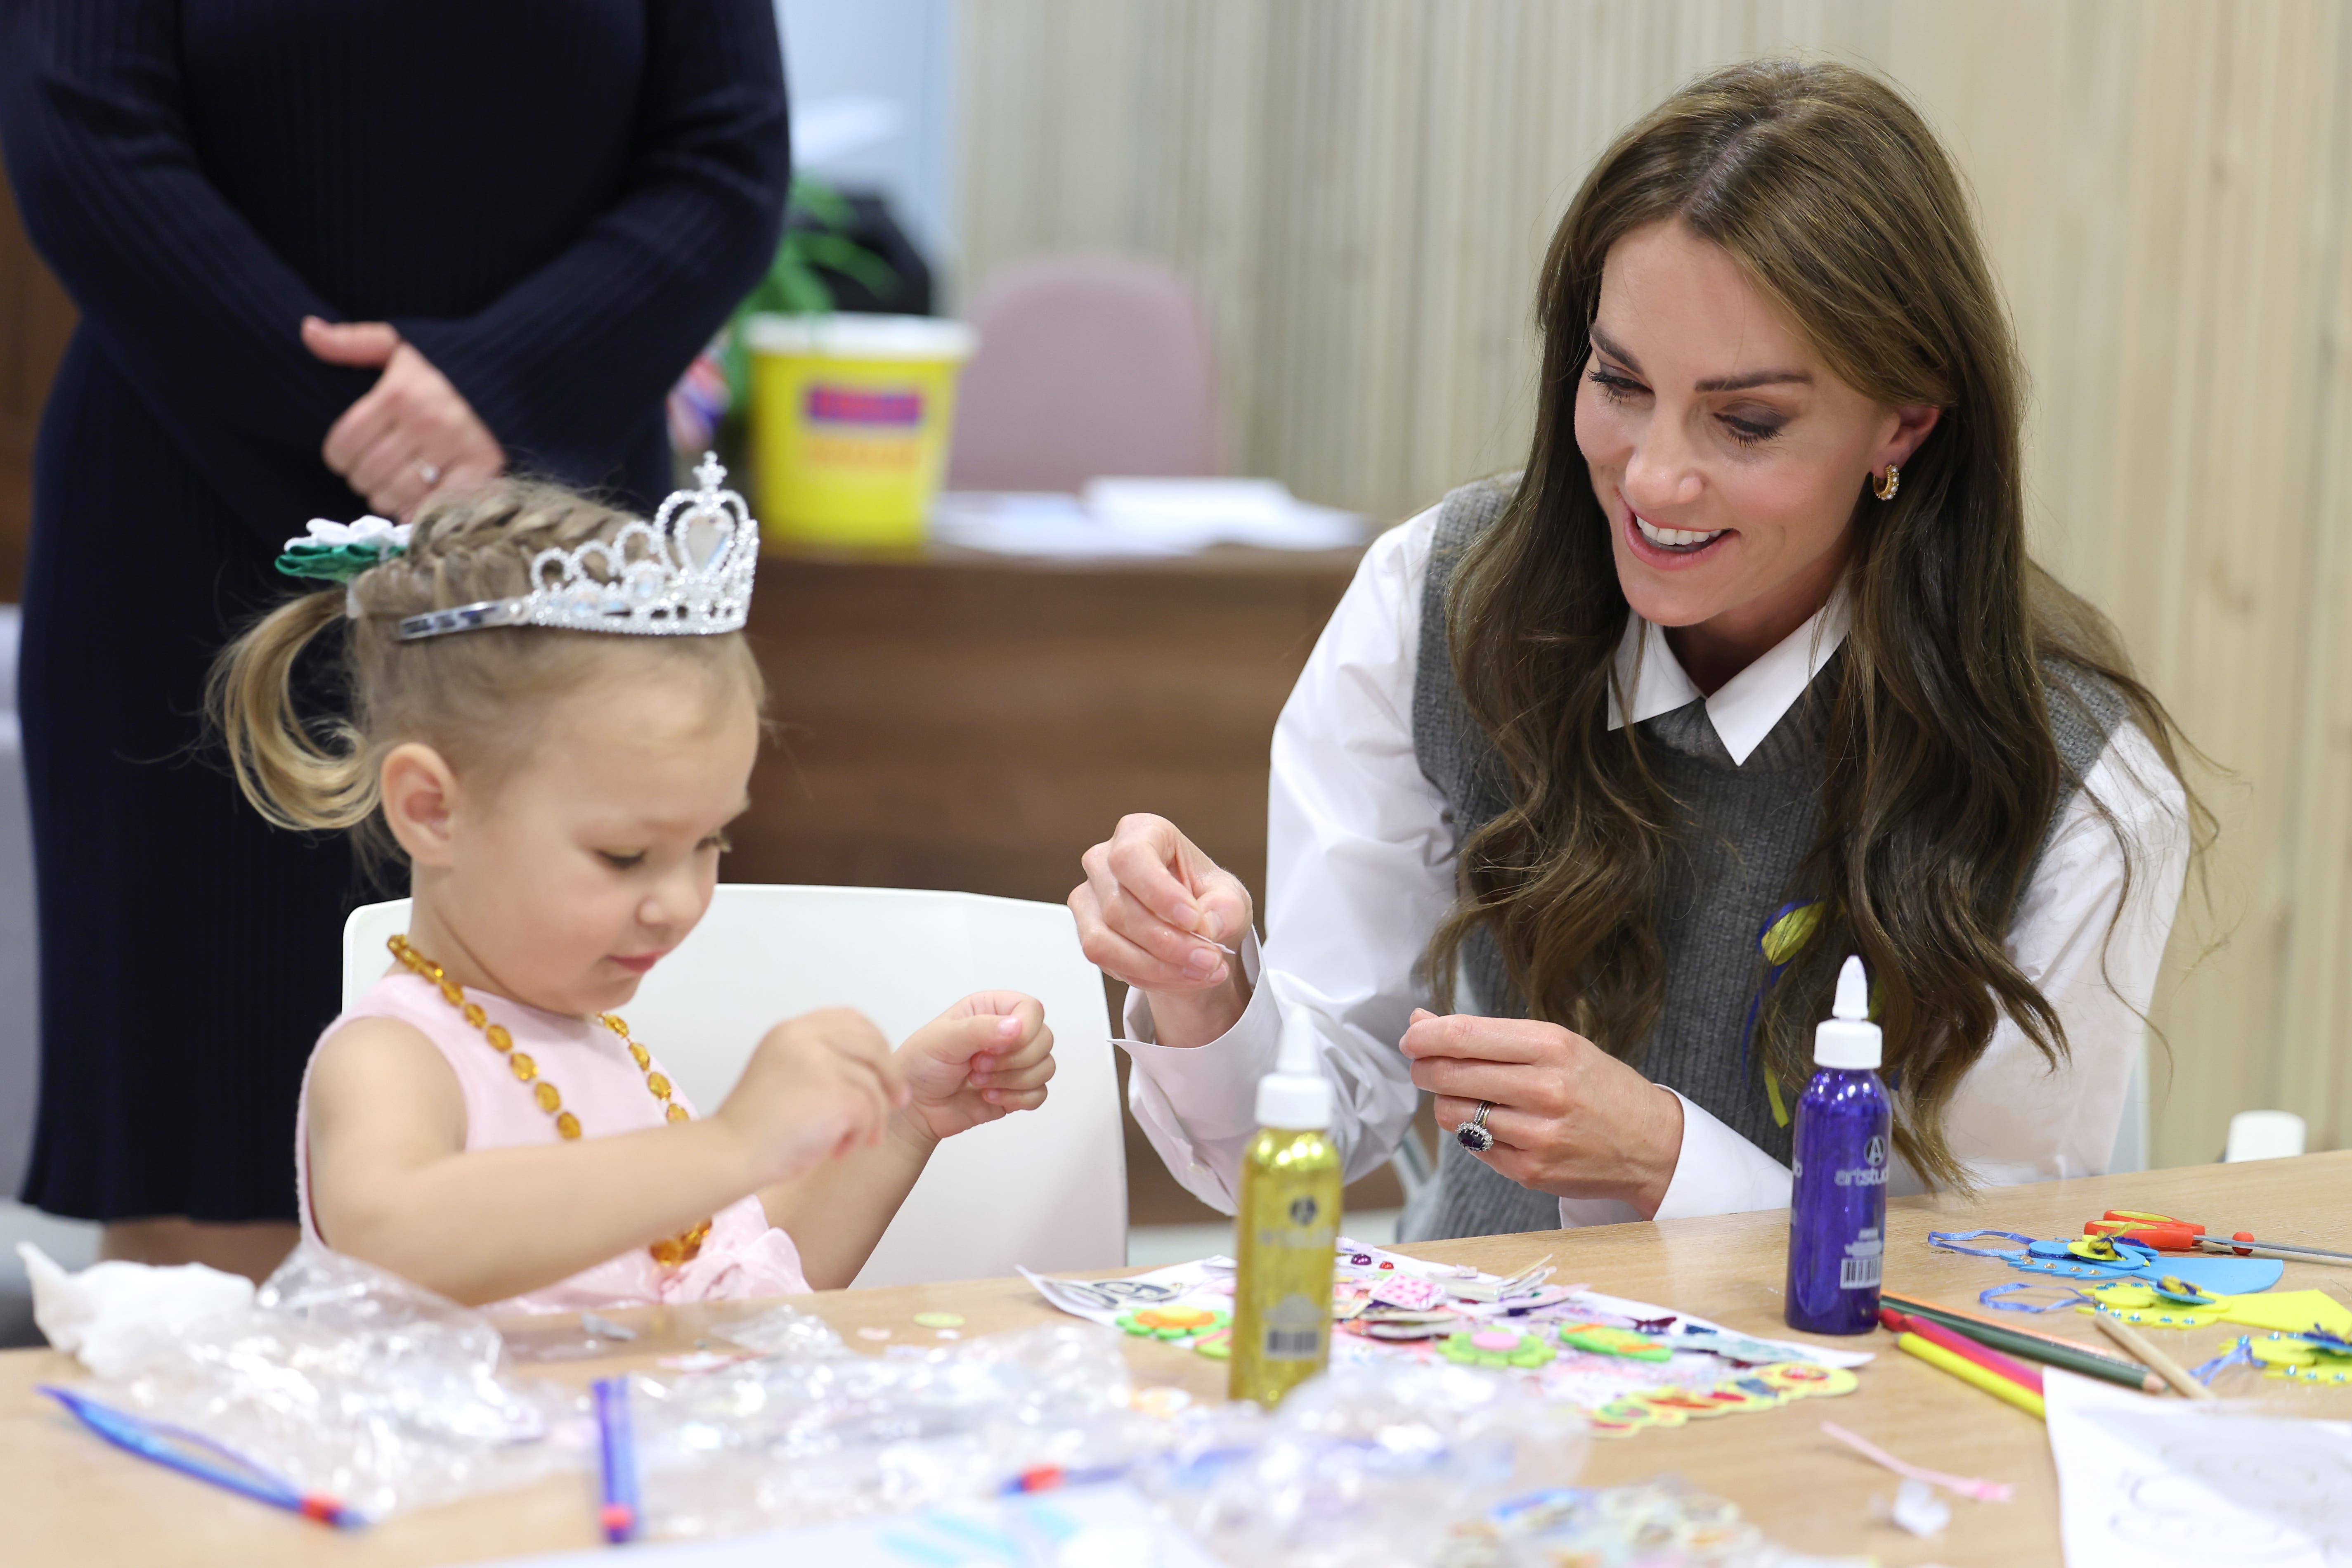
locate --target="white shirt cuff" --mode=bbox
[1116,932,1283,1211]
[1650,1090,1793,1220]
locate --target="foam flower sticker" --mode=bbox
[275,516,411,584]
[2151,1275,2222,1307]
[2293,1325,2352,1358]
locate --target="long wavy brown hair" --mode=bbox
[1425,58,2204,1187]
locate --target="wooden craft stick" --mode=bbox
[2092,1312,2217,1400]
[1896,1332,2047,1420]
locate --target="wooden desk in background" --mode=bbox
[5,1154,2347,1566]
[729,540,1364,909]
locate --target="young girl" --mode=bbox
[209,462,1058,1310]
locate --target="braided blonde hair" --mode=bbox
[208,480,764,854]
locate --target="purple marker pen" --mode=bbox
[1784,954,1891,1335]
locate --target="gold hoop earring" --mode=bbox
[1873,464,1901,502]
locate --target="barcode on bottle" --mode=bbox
[1839,1255,1882,1289]
[1265,1328,1322,1360]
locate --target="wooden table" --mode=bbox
[7,1153,2347,1566]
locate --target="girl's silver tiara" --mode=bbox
[392,454,758,642]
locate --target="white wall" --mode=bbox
[778,0,962,298]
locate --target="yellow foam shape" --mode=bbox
[2080,1284,2352,1336]
[2213,1289,2352,1336]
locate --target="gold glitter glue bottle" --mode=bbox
[1230,1026,1341,1407]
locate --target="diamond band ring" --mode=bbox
[417,460,442,485]
[1456,1101,1495,1153]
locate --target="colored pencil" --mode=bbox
[1880,1291,2164,1393]
[1895,1331,2047,1420]
[1883,1310,2044,1393]
[2092,1313,2216,1401]
[592,1376,641,1543]
[1880,1288,2117,1354]
[40,1386,361,1527]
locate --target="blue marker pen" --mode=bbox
[1784,954,1891,1336]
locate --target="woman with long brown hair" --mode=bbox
[1071,58,2195,1240]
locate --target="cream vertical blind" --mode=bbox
[958,0,2352,1166]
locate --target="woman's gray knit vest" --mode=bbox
[1403,479,2127,1241]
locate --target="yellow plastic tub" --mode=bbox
[744,312,977,547]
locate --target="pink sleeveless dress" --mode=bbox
[295,972,810,1313]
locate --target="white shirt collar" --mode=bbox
[1605,586,1851,764]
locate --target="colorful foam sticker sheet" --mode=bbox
[1021,1241,1870,1439]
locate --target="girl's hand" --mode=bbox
[1400,1008,1686,1216]
[895,991,1056,1143]
[1069,814,1254,1046]
[303,317,506,520]
[717,1007,910,1186]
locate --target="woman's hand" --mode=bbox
[1069,814,1255,1047]
[303,317,506,520]
[895,990,1057,1143]
[1401,1009,1686,1215]
[717,1007,909,1187]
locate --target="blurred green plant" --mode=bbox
[720,177,898,404]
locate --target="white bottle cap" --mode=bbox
[1255,1026,1334,1129]
[1813,954,1882,1070]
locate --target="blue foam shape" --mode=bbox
[2009,1251,2283,1294]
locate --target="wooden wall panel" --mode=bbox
[959,0,2352,1166]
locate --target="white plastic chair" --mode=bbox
[2224,1110,2307,1163]
[341,886,1125,1288]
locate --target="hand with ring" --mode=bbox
[1403,1007,1687,1216]
[303,317,506,520]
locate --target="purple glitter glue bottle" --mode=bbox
[1784,954,1891,1336]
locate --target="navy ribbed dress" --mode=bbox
[0,1,790,1223]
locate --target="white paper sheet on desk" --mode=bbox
[2045,1366,2352,1566]
[1083,477,1369,551]
[480,1482,1221,1567]
[931,492,1186,558]
[931,481,1369,558]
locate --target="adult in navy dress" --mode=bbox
[0,0,790,1276]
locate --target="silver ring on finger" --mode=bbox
[1455,1100,1496,1153]
[416,459,442,485]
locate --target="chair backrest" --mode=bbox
[343,885,1123,1288]
[946,254,1217,492]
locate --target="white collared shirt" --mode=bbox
[1118,506,2191,1227]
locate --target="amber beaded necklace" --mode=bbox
[387,934,712,1268]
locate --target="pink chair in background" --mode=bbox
[946,255,1218,492]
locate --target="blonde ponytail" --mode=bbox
[207,588,378,832]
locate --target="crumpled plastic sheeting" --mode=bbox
[635,1322,1168,1539]
[636,1327,1593,1566]
[708,1300,853,1360]
[1142,1361,1591,1568]
[61,1242,581,1520]
[20,1242,257,1377]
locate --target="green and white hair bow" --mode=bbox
[276,516,411,585]
[277,516,411,616]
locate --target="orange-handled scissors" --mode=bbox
[2083,1210,2352,1266]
